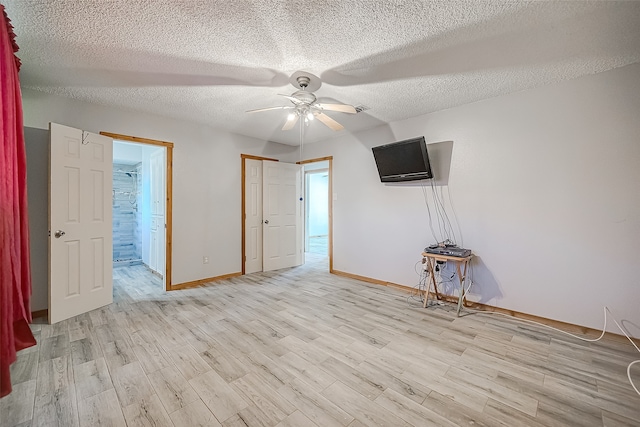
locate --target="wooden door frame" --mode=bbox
[240,154,278,275]
[297,156,334,272]
[100,132,174,291]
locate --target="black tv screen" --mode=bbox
[372,136,433,182]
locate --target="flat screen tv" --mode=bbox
[372,136,433,182]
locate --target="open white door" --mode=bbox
[49,123,113,324]
[245,159,263,274]
[263,161,303,271]
[149,147,165,280]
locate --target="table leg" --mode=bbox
[456,260,469,316]
[423,257,439,308]
[430,259,440,299]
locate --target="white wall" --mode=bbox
[24,127,49,311]
[297,63,640,333]
[22,90,298,289]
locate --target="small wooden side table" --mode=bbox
[421,252,473,316]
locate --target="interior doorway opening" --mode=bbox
[112,141,166,289]
[304,162,329,256]
[298,156,333,271]
[104,131,173,291]
[241,155,333,274]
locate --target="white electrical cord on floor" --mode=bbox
[466,306,639,397]
[628,360,640,396]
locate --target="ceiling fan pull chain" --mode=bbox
[299,116,304,162]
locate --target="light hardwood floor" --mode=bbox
[308,236,328,255]
[2,253,639,426]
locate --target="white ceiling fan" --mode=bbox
[246,71,357,131]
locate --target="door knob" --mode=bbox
[54,230,66,238]
[264,220,269,224]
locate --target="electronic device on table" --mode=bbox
[424,244,471,257]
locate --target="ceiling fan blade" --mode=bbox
[315,113,344,131]
[21,65,289,89]
[316,103,357,114]
[278,94,302,104]
[246,106,290,113]
[282,115,299,131]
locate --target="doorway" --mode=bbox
[303,162,329,256]
[104,131,173,291]
[241,155,334,274]
[112,141,166,290]
[298,157,333,271]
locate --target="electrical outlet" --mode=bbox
[203,256,209,264]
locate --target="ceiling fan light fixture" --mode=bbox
[248,71,355,132]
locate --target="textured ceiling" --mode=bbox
[4,0,640,145]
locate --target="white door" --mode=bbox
[245,159,263,274]
[49,123,113,324]
[150,218,159,273]
[149,148,165,276]
[263,161,303,271]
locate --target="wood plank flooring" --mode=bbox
[2,253,639,426]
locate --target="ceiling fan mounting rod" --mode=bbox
[296,75,310,89]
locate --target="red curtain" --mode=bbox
[0,4,36,398]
